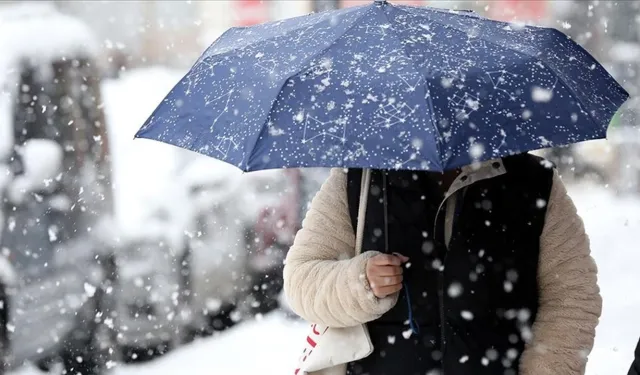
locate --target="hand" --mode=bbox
[366,253,410,298]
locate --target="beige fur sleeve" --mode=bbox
[520,170,602,375]
[283,169,398,328]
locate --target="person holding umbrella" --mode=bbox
[284,151,597,375]
[134,1,628,374]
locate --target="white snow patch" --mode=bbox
[387,335,396,344]
[402,329,413,339]
[609,42,640,63]
[461,310,474,320]
[531,86,554,102]
[6,139,63,204]
[447,282,463,298]
[0,2,99,89]
[469,143,485,159]
[0,256,17,286]
[84,282,97,298]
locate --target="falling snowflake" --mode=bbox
[461,310,474,320]
[448,282,463,298]
[469,142,485,159]
[531,86,554,102]
[84,283,97,297]
[402,329,413,339]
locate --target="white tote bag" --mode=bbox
[293,170,374,375]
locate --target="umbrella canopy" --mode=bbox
[136,0,628,172]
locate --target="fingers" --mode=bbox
[371,283,403,298]
[370,275,403,288]
[371,265,403,277]
[371,254,403,266]
[392,252,410,263]
[366,253,410,298]
[368,272,403,299]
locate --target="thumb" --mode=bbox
[392,252,410,263]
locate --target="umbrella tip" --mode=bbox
[374,0,387,4]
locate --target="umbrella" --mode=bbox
[135,0,628,172]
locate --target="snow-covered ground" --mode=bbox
[12,67,640,374]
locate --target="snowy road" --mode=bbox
[10,183,640,374]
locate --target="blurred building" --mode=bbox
[49,0,311,72]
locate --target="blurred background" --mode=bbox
[0,1,638,375]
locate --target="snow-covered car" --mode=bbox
[177,157,252,334]
[0,4,117,374]
[102,68,196,360]
[111,159,194,360]
[179,162,321,330]
[241,168,328,317]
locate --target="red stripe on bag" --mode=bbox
[306,335,317,348]
[294,324,327,373]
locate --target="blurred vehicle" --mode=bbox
[243,168,329,318]
[109,142,194,361]
[100,67,192,361]
[177,157,252,336]
[0,3,117,374]
[150,155,328,337]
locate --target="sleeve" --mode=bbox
[519,170,603,375]
[282,168,398,328]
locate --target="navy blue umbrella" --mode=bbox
[136,0,628,172]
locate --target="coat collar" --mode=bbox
[446,158,506,198]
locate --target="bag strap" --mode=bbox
[354,169,371,256]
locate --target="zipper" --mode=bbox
[431,161,505,373]
[437,262,447,364]
[433,188,463,374]
[433,196,449,374]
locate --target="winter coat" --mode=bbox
[283,155,602,375]
[629,337,640,375]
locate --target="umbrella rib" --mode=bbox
[394,7,601,130]
[242,6,376,171]
[395,4,483,22]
